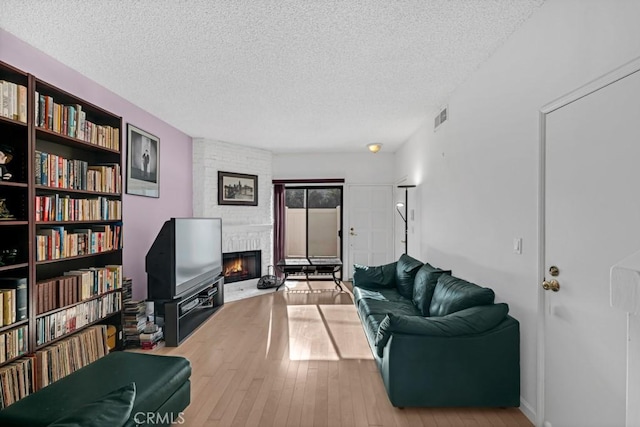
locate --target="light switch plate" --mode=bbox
[513,238,522,254]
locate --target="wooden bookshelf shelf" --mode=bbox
[0,114,27,127]
[0,60,124,382]
[34,185,121,197]
[0,262,29,272]
[0,319,29,334]
[0,221,28,226]
[36,219,122,225]
[0,181,28,189]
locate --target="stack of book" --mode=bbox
[123,300,146,348]
[139,324,163,350]
[121,277,133,302]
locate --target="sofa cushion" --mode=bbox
[412,263,451,316]
[353,262,397,289]
[358,298,421,318]
[429,274,495,317]
[361,313,387,347]
[48,382,136,427]
[374,303,510,357]
[353,287,409,307]
[395,254,424,299]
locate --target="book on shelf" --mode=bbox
[0,325,28,364]
[34,93,120,150]
[35,224,123,261]
[0,80,27,123]
[34,151,120,193]
[0,356,35,409]
[35,292,121,346]
[0,278,27,324]
[0,290,15,326]
[35,193,122,222]
[35,265,123,315]
[35,325,108,390]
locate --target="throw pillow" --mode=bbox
[47,382,136,427]
[412,263,451,316]
[429,275,495,317]
[374,304,510,357]
[395,254,423,299]
[352,262,397,288]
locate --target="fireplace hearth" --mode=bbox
[223,250,262,284]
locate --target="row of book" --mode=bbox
[0,326,28,365]
[35,150,121,193]
[0,278,27,327]
[35,223,122,261]
[35,194,122,222]
[36,265,122,315]
[0,80,27,123]
[35,292,121,346]
[35,325,109,390]
[35,92,120,150]
[0,355,34,409]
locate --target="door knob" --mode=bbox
[542,279,560,292]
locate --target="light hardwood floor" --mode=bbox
[152,281,533,427]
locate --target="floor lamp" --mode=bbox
[396,184,416,254]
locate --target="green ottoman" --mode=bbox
[0,352,191,427]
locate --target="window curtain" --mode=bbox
[273,184,286,277]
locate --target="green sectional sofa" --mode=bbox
[352,254,520,408]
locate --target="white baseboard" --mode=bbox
[520,396,536,425]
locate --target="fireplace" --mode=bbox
[223,250,262,284]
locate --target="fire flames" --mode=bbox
[225,258,245,276]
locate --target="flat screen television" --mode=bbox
[146,217,223,300]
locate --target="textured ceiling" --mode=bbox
[0,1,544,153]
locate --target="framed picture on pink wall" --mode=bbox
[126,124,159,198]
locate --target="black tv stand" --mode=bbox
[157,276,224,347]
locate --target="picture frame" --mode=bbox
[126,124,159,198]
[218,171,258,206]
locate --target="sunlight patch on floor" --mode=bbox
[286,304,373,361]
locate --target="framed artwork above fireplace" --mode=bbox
[218,171,258,206]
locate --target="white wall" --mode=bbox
[394,0,640,421]
[192,139,273,277]
[273,152,395,184]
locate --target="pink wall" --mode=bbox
[0,29,193,299]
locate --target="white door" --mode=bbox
[542,68,640,426]
[346,185,394,279]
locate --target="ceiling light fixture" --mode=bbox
[367,143,382,153]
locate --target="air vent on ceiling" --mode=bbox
[434,105,448,131]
